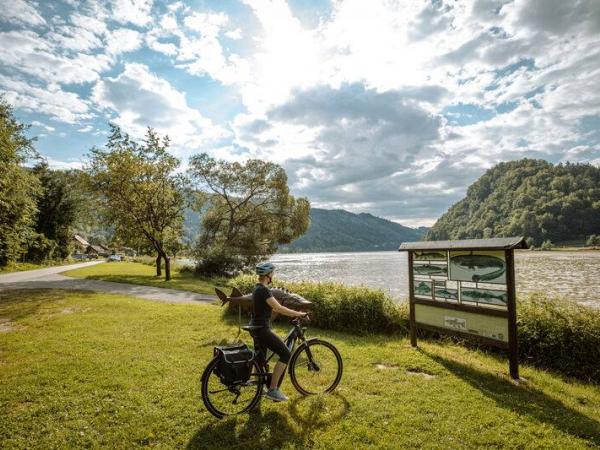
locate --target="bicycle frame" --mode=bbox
[265,323,305,363]
[251,320,310,384]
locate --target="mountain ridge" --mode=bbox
[278,208,427,253]
[425,159,600,245]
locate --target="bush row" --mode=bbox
[228,275,408,335]
[518,293,600,382]
[227,276,600,383]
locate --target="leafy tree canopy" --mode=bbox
[29,162,82,260]
[188,153,310,275]
[0,97,40,266]
[87,125,187,280]
[425,159,600,246]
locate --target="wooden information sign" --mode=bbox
[399,237,527,379]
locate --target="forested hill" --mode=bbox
[278,208,427,253]
[425,159,600,246]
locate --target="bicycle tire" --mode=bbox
[201,356,264,419]
[289,339,343,395]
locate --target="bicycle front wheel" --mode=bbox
[201,357,263,419]
[289,339,343,395]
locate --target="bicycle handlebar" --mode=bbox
[292,314,310,325]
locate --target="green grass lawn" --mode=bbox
[65,261,224,296]
[0,260,74,274]
[1,289,599,449]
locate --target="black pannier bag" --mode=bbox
[213,344,255,386]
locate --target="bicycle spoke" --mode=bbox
[291,340,342,395]
[202,358,263,417]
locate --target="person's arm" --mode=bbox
[266,297,307,318]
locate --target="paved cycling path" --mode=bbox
[0,261,216,305]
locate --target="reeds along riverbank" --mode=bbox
[227,275,600,384]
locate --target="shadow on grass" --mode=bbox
[187,393,350,449]
[288,392,350,434]
[0,289,93,321]
[424,350,600,446]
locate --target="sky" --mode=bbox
[1,0,599,227]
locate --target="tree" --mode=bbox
[30,162,82,260]
[0,97,40,266]
[587,234,600,247]
[426,159,600,245]
[87,125,187,280]
[188,153,310,275]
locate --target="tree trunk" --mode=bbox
[164,254,171,281]
[156,253,162,277]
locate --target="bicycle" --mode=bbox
[201,316,343,419]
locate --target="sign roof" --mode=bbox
[398,236,528,251]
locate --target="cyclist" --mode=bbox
[252,262,308,402]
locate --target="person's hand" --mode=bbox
[300,312,311,323]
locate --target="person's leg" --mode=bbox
[270,361,287,389]
[258,328,291,394]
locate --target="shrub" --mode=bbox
[131,255,158,267]
[518,293,600,383]
[540,240,554,250]
[586,234,600,247]
[227,275,408,335]
[227,276,600,383]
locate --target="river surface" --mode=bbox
[269,251,600,307]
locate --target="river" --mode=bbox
[269,250,600,307]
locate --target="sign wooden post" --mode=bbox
[399,237,527,380]
[505,249,519,379]
[407,250,417,347]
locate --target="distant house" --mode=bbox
[72,234,91,259]
[86,244,110,258]
[73,234,90,251]
[98,243,111,254]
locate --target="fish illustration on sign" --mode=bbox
[413,264,448,276]
[414,251,447,261]
[414,281,432,296]
[450,253,505,283]
[215,286,312,319]
[435,288,458,300]
[461,289,508,305]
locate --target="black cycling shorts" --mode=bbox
[255,327,291,364]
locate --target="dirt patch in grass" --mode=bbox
[374,362,400,370]
[406,368,436,379]
[0,318,17,333]
[59,307,90,315]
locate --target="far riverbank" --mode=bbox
[269,250,600,307]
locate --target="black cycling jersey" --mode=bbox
[250,283,272,326]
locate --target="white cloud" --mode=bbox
[70,13,107,35]
[0,74,92,123]
[91,63,228,154]
[44,156,84,170]
[145,32,178,56]
[225,28,242,40]
[31,121,56,132]
[183,11,228,34]
[141,9,250,86]
[105,28,143,55]
[0,29,111,85]
[0,0,46,27]
[110,0,154,27]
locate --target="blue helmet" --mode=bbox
[255,262,275,276]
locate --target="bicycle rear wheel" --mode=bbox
[201,357,263,419]
[289,339,343,395]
